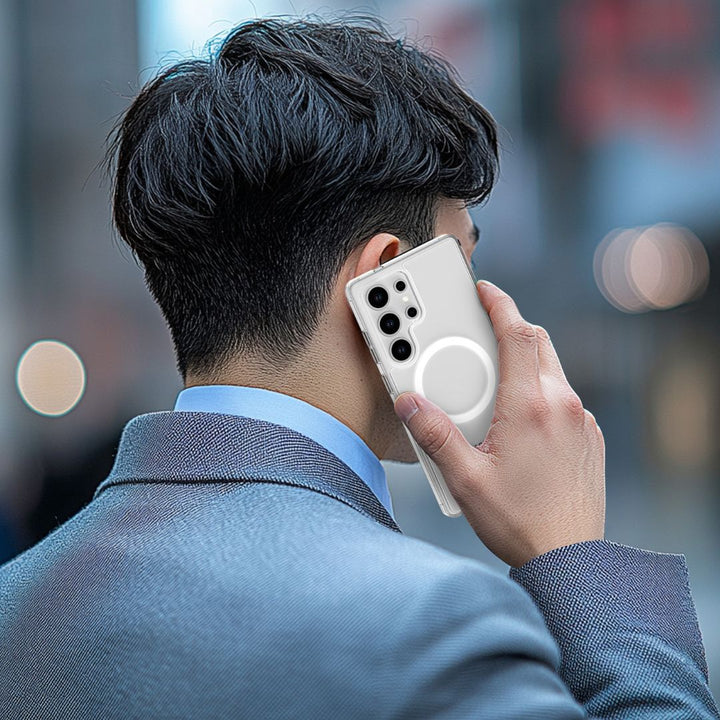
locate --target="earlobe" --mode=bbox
[351,233,403,279]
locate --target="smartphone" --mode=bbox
[345,233,498,517]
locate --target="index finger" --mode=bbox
[476,280,526,343]
[476,280,540,393]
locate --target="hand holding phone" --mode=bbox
[346,234,499,517]
[395,281,607,568]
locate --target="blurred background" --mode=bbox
[0,0,718,696]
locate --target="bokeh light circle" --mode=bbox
[593,227,645,312]
[594,223,710,313]
[16,340,86,417]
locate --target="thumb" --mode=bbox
[393,392,475,481]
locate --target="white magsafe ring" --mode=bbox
[413,336,496,425]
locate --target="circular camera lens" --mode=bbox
[379,313,400,334]
[391,339,412,362]
[368,286,388,309]
[395,280,406,292]
[407,307,417,318]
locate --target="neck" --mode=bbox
[184,287,395,459]
[186,355,388,458]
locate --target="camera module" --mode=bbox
[379,313,400,334]
[368,286,388,309]
[391,339,412,362]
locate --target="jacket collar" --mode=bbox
[94,411,402,534]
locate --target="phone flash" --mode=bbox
[402,295,409,302]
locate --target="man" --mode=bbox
[1,16,717,719]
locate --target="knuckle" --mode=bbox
[561,390,585,418]
[583,409,602,435]
[532,324,550,341]
[526,395,552,423]
[420,415,455,457]
[508,322,536,344]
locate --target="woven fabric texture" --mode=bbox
[0,411,717,718]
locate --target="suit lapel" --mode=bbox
[95,411,402,534]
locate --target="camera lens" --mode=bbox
[395,280,406,292]
[391,339,412,362]
[379,313,400,334]
[368,286,388,308]
[407,307,417,318]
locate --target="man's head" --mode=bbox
[109,16,498,384]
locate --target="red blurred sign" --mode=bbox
[559,0,716,143]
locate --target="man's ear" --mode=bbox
[350,233,403,280]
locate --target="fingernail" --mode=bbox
[477,280,502,298]
[395,394,419,423]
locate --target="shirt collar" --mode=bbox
[173,385,394,521]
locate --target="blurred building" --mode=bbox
[0,0,718,694]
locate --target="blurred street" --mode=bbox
[1,0,718,696]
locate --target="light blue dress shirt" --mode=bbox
[173,385,395,520]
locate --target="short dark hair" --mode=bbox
[108,16,498,382]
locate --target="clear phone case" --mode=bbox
[345,234,498,517]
